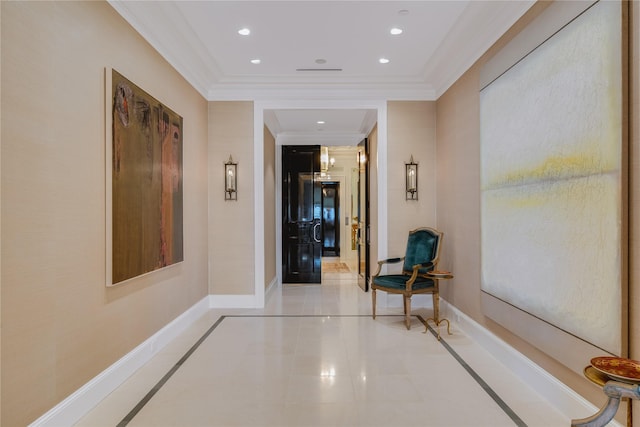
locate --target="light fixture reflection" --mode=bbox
[320,146,329,172]
[321,366,336,379]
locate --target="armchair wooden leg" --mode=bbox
[403,295,407,316]
[372,288,376,319]
[405,296,411,330]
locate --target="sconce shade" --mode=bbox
[224,155,237,201]
[406,155,418,200]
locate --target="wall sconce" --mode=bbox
[406,155,418,200]
[224,155,237,201]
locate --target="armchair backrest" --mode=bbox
[402,227,443,275]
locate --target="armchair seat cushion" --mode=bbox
[372,275,435,291]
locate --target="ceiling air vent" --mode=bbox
[296,68,343,72]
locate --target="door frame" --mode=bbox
[253,100,388,305]
[357,138,370,291]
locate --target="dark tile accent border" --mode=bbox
[419,315,528,427]
[116,316,226,427]
[117,314,527,426]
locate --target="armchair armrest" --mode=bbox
[373,257,404,277]
[379,257,403,265]
[412,261,434,270]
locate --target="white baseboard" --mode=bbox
[440,299,622,427]
[29,297,211,427]
[208,293,260,308]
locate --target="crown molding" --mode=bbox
[208,84,436,101]
[108,0,221,98]
[425,0,536,98]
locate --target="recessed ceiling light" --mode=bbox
[317,120,325,124]
[398,9,409,16]
[250,59,261,64]
[238,28,251,36]
[315,59,327,64]
[379,58,390,64]
[390,28,403,35]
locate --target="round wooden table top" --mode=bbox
[584,366,610,387]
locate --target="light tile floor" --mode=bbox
[76,263,573,426]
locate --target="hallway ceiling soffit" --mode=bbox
[265,108,376,146]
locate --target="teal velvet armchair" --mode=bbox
[371,227,443,330]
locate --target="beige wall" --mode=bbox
[435,0,638,416]
[264,126,277,289]
[386,102,437,258]
[208,102,254,295]
[0,2,210,425]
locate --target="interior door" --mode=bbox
[282,145,322,283]
[321,182,340,257]
[357,139,370,291]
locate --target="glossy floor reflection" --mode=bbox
[76,263,571,426]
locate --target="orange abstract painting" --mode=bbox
[111,69,183,284]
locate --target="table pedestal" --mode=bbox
[571,366,638,427]
[422,271,453,340]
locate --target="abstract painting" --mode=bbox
[111,69,183,284]
[480,1,623,354]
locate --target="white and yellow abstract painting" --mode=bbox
[480,1,622,354]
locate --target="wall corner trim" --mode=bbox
[28,297,211,427]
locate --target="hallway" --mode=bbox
[76,267,573,426]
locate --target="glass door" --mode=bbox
[321,182,340,257]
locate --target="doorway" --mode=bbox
[281,145,322,283]
[321,182,340,257]
[260,102,387,301]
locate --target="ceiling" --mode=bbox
[109,1,534,144]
